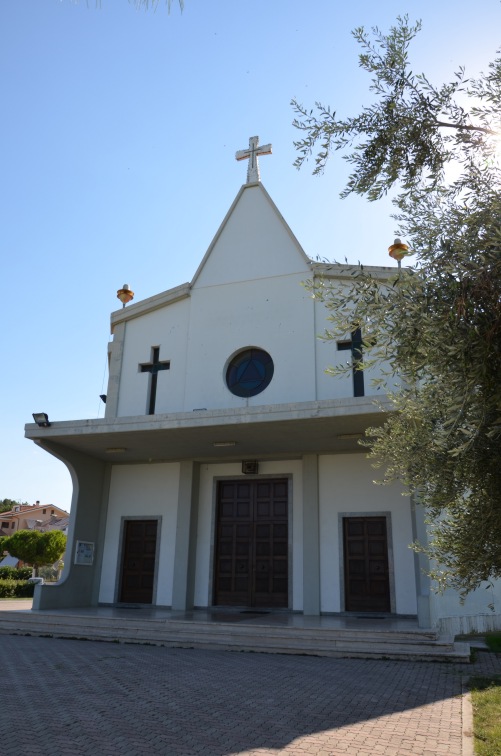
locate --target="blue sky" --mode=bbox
[1,0,500,509]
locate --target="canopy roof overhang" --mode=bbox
[25,397,392,465]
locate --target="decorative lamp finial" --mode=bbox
[388,239,411,268]
[117,284,134,308]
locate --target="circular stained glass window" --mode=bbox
[226,348,274,398]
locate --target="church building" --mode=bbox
[26,137,501,636]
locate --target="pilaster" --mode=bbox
[105,321,126,418]
[302,454,320,615]
[410,496,432,628]
[171,461,200,610]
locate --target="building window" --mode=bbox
[1,522,9,529]
[226,348,274,398]
[42,509,46,514]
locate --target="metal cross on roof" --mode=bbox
[235,135,272,183]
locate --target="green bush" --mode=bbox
[0,567,32,581]
[0,579,35,598]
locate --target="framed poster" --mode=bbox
[74,540,95,566]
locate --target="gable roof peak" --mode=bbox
[190,182,311,288]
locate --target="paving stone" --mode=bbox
[0,635,499,754]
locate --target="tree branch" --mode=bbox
[434,120,498,136]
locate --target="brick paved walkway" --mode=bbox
[2,635,499,755]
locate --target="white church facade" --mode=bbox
[26,138,501,635]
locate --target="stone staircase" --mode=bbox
[0,609,470,662]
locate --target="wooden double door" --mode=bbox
[343,516,391,613]
[214,479,288,608]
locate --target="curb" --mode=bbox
[461,681,474,756]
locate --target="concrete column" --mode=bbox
[105,321,126,419]
[32,441,109,610]
[410,495,432,628]
[171,461,200,611]
[302,454,321,615]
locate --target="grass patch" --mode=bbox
[469,676,501,755]
[484,633,501,653]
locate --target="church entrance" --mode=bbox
[213,479,288,608]
[343,516,391,613]
[119,519,158,604]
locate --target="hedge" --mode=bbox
[0,567,32,581]
[0,579,35,598]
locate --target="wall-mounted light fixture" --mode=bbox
[32,413,51,427]
[100,394,107,404]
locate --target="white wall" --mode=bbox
[98,463,180,605]
[115,271,320,415]
[112,183,401,417]
[193,185,309,288]
[430,580,501,634]
[117,299,190,417]
[186,274,316,410]
[318,453,417,615]
[98,455,421,615]
[314,294,398,401]
[193,454,418,615]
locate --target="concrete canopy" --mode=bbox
[25,397,390,465]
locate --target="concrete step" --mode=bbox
[0,609,470,663]
[0,610,471,662]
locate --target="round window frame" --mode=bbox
[225,347,274,398]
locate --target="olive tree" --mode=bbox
[292,16,501,594]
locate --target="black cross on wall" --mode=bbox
[337,327,365,397]
[140,347,170,415]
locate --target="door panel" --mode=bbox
[343,516,390,613]
[120,520,158,604]
[214,479,288,608]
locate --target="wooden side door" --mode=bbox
[214,479,288,608]
[343,516,391,613]
[119,519,158,604]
